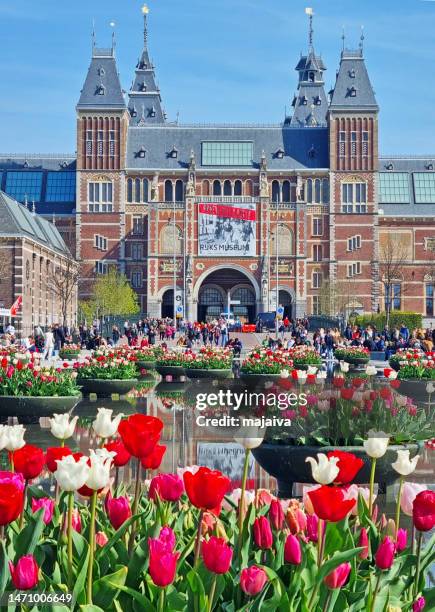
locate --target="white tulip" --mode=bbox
[426,382,435,394]
[0,426,8,451]
[307,366,318,375]
[386,370,398,380]
[392,450,419,476]
[85,448,116,491]
[234,427,265,450]
[363,433,389,458]
[280,369,290,379]
[49,414,79,440]
[305,453,340,485]
[4,425,26,451]
[54,455,90,491]
[316,370,327,380]
[365,365,377,376]
[340,361,350,373]
[92,408,124,439]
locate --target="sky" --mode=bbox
[1,0,434,155]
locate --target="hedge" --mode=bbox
[351,312,423,331]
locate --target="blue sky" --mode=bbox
[1,0,434,154]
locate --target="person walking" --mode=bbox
[43,327,55,360]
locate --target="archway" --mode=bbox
[196,267,259,323]
[278,290,293,320]
[161,289,174,318]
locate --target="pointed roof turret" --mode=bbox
[329,42,378,112]
[288,9,328,127]
[128,5,166,125]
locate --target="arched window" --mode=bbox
[314,178,321,204]
[245,180,253,197]
[271,225,293,256]
[271,180,280,203]
[322,178,329,204]
[164,180,173,202]
[142,178,149,202]
[234,180,242,196]
[306,179,313,203]
[213,180,221,196]
[135,178,141,203]
[232,287,256,305]
[202,180,210,196]
[175,180,184,202]
[290,184,297,203]
[127,178,133,203]
[160,224,182,254]
[223,180,232,196]
[282,180,290,203]
[199,287,224,306]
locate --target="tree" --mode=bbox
[47,258,80,326]
[378,235,410,330]
[318,278,359,318]
[80,269,139,323]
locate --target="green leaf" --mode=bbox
[79,606,105,612]
[14,507,45,558]
[93,566,128,608]
[314,547,364,587]
[95,512,144,561]
[116,585,155,611]
[73,547,90,607]
[0,540,9,597]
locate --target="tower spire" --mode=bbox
[305,7,314,51]
[142,4,149,48]
[359,25,365,54]
[91,19,96,53]
[341,26,346,52]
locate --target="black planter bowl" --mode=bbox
[155,365,186,380]
[345,357,370,365]
[396,379,434,406]
[252,442,422,498]
[59,351,81,360]
[184,368,233,380]
[136,360,156,371]
[0,395,81,417]
[240,372,284,387]
[77,378,138,397]
[294,363,321,371]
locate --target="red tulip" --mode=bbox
[45,447,72,473]
[340,388,354,400]
[396,528,408,552]
[148,535,179,587]
[202,537,233,574]
[240,566,268,596]
[308,486,356,522]
[106,494,132,530]
[140,444,166,470]
[327,450,364,485]
[413,490,435,532]
[149,473,184,502]
[31,498,55,525]
[9,555,39,590]
[253,516,273,550]
[284,534,302,565]
[358,527,369,559]
[0,471,25,526]
[104,439,131,467]
[324,562,351,589]
[183,467,230,511]
[269,499,285,530]
[158,526,176,552]
[118,414,163,458]
[12,445,45,481]
[375,536,395,570]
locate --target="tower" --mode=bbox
[76,35,129,295]
[328,37,379,315]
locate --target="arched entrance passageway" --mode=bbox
[196,268,258,323]
[279,290,293,320]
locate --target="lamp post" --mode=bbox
[275,194,280,337]
[173,198,177,328]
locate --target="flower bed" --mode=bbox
[183,347,233,369]
[289,346,322,369]
[241,347,294,374]
[389,348,428,371]
[155,351,187,367]
[0,359,79,397]
[334,346,370,364]
[59,344,81,359]
[73,353,137,380]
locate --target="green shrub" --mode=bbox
[351,312,423,331]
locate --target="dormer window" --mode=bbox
[308,146,316,159]
[309,72,315,82]
[275,148,285,159]
[96,85,105,96]
[313,96,321,106]
[300,95,308,106]
[130,106,138,117]
[148,107,157,118]
[139,82,147,92]
[137,59,147,69]
[386,163,394,171]
[426,163,434,171]
[137,147,146,159]
[97,67,105,76]
[169,146,178,159]
[349,69,356,78]
[348,86,357,97]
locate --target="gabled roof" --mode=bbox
[77,47,126,111]
[329,49,378,111]
[0,191,71,256]
[290,50,328,127]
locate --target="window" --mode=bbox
[109,131,115,156]
[135,178,141,203]
[132,216,143,235]
[426,283,434,316]
[223,180,232,196]
[234,180,242,196]
[45,172,76,202]
[5,171,43,202]
[127,178,133,203]
[313,217,323,236]
[339,131,346,157]
[271,180,280,203]
[175,180,184,202]
[88,182,113,212]
[164,180,173,202]
[347,262,361,278]
[97,131,104,156]
[362,131,369,157]
[86,130,92,155]
[94,235,108,251]
[95,261,108,275]
[213,180,222,196]
[385,283,401,311]
[413,173,435,204]
[312,295,321,315]
[347,235,361,251]
[202,142,253,166]
[142,178,149,202]
[341,182,367,213]
[322,178,330,204]
[307,178,313,203]
[131,271,142,289]
[379,173,409,204]
[312,271,322,289]
[282,181,290,203]
[313,245,322,262]
[351,132,357,157]
[131,244,143,260]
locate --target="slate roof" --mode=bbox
[0,191,71,255]
[290,51,328,127]
[330,49,378,111]
[77,47,126,110]
[126,125,329,171]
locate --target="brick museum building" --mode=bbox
[1,8,434,324]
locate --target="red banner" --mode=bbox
[199,203,256,222]
[10,296,22,316]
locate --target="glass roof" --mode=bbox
[413,173,435,204]
[45,172,76,202]
[202,142,253,166]
[378,172,410,204]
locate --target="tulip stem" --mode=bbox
[394,477,403,538]
[324,591,333,612]
[317,519,326,567]
[413,531,423,599]
[193,509,204,568]
[128,458,142,555]
[19,480,28,529]
[237,448,251,565]
[114,466,119,492]
[207,574,217,612]
[86,491,97,605]
[369,458,376,517]
[157,588,165,612]
[67,492,74,590]
[369,573,381,612]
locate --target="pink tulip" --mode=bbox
[375,536,395,570]
[31,497,54,525]
[148,538,179,587]
[396,528,408,552]
[401,482,426,516]
[324,562,351,589]
[9,555,39,590]
[149,473,184,502]
[71,508,81,533]
[413,596,426,612]
[106,494,132,530]
[358,528,369,559]
[253,516,273,550]
[269,499,285,530]
[96,531,108,547]
[202,537,233,574]
[159,526,176,552]
[284,534,302,565]
[240,566,268,596]
[306,513,319,542]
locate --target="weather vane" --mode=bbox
[142,4,150,14]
